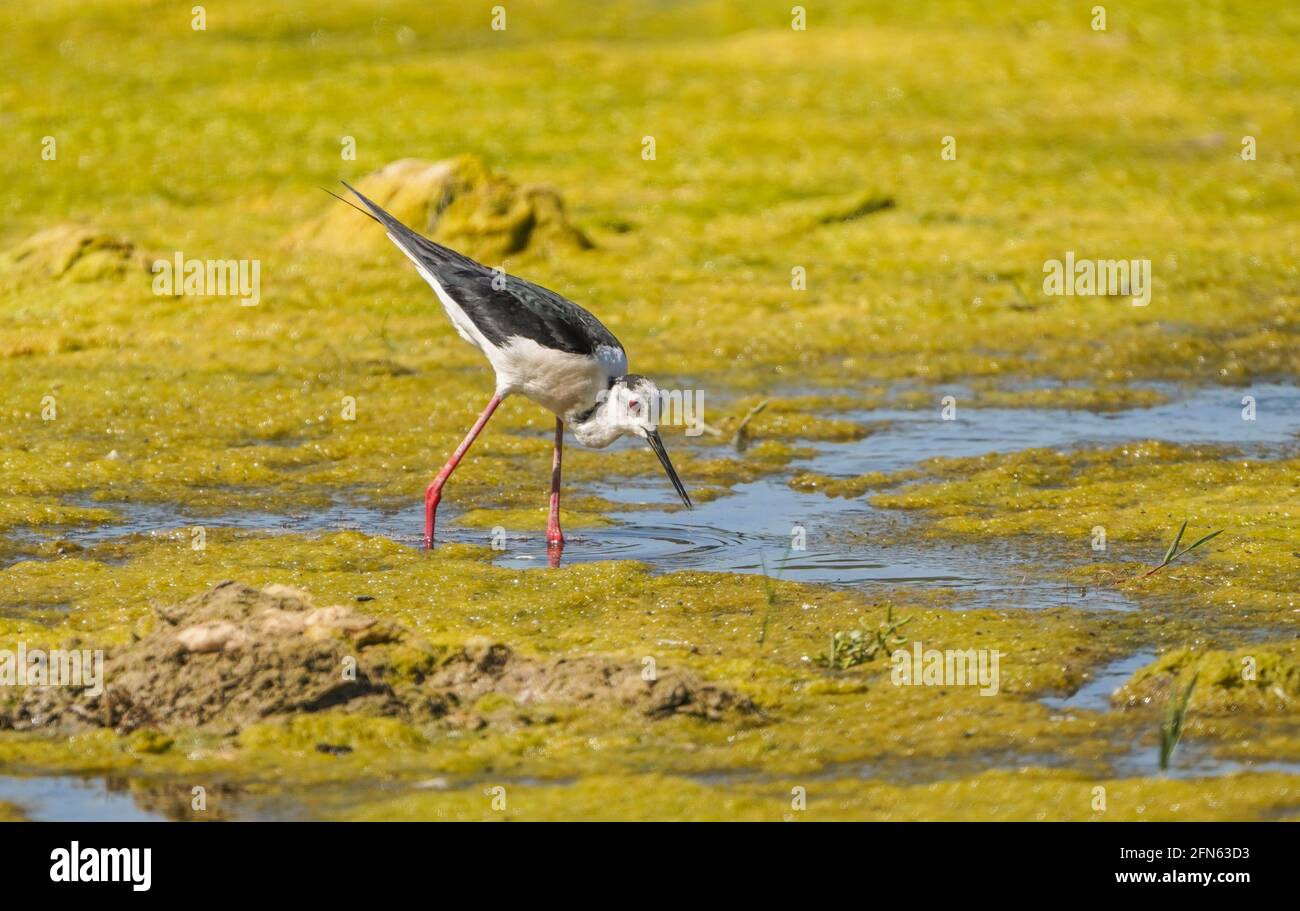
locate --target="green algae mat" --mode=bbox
[0,1,1297,821]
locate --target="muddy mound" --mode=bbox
[0,224,148,284]
[430,642,752,723]
[292,156,593,260]
[1113,647,1299,713]
[2,582,752,734]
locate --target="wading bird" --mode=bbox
[337,182,691,557]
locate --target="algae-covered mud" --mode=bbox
[1,1,1297,823]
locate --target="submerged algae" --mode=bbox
[789,469,921,498]
[961,384,1170,413]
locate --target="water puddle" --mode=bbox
[826,382,1298,475]
[0,773,324,822]
[0,775,164,822]
[1040,650,1160,713]
[8,384,1297,606]
[500,383,1297,595]
[1108,742,1300,780]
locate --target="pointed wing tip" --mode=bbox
[321,184,378,223]
[339,179,368,205]
[339,179,376,210]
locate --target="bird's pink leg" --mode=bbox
[425,394,502,550]
[547,417,565,553]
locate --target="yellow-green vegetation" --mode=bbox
[342,771,1300,823]
[1118,646,1300,714]
[855,441,1300,783]
[790,469,920,498]
[873,441,1298,626]
[454,502,618,531]
[0,0,1297,820]
[963,383,1170,412]
[1118,646,1300,767]
[2,0,1297,527]
[0,529,1293,820]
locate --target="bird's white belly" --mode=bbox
[493,337,609,416]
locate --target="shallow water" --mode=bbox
[829,382,1298,473]
[1108,742,1300,780]
[0,775,163,822]
[473,383,1298,598]
[1040,650,1161,713]
[13,384,1296,610]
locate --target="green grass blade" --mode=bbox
[757,554,773,645]
[774,544,793,582]
[1163,520,1188,565]
[1174,528,1224,560]
[1159,671,1199,770]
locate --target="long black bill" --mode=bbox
[647,430,692,508]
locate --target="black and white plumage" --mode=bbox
[342,182,628,420]
[338,180,690,552]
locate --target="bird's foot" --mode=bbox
[546,534,564,569]
[424,484,442,550]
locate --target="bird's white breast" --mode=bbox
[494,338,619,417]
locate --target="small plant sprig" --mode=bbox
[1136,520,1224,581]
[1158,671,1199,771]
[814,606,912,671]
[731,399,769,453]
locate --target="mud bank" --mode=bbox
[1,582,754,736]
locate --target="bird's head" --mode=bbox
[571,375,692,508]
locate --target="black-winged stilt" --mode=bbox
[337,181,691,557]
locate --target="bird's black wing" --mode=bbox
[479,272,623,356]
[341,181,622,357]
